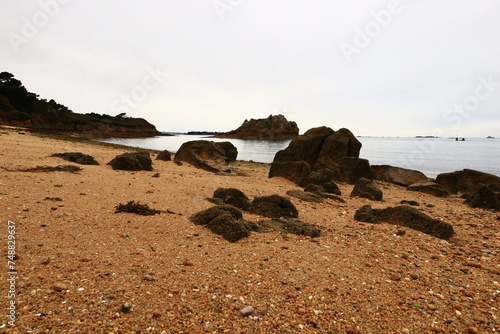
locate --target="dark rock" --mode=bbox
[269,126,372,185]
[354,205,454,239]
[465,184,500,211]
[286,190,323,203]
[258,219,321,237]
[206,214,251,242]
[268,161,312,185]
[107,152,152,171]
[350,177,383,201]
[407,181,450,197]
[156,150,172,161]
[217,142,238,162]
[371,165,428,186]
[173,140,236,173]
[436,169,500,194]
[304,183,325,194]
[189,205,243,225]
[400,200,420,206]
[323,181,342,195]
[52,152,99,165]
[213,188,252,211]
[251,195,298,218]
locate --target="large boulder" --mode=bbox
[269,126,373,185]
[350,177,383,201]
[436,169,500,194]
[107,152,153,171]
[173,140,237,173]
[407,181,450,197]
[465,184,500,211]
[212,188,252,211]
[217,142,238,162]
[371,165,428,187]
[52,152,99,165]
[251,195,298,219]
[354,205,454,239]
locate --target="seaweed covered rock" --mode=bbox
[407,181,449,197]
[465,184,500,211]
[107,152,153,171]
[258,219,321,238]
[52,152,99,165]
[211,188,252,211]
[156,150,172,161]
[354,205,454,239]
[251,195,298,219]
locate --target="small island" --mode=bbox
[487,136,495,139]
[213,114,299,139]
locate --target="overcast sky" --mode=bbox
[2,1,500,137]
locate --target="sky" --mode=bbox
[1,1,500,137]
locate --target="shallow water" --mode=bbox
[98,136,500,178]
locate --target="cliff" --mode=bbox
[214,114,299,139]
[0,72,162,138]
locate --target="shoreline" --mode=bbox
[0,127,498,333]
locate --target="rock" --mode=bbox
[400,200,420,206]
[40,257,51,265]
[121,303,132,314]
[212,188,252,211]
[52,152,99,165]
[173,140,236,173]
[465,184,500,211]
[107,152,153,171]
[217,142,238,162]
[215,114,299,139]
[286,189,323,203]
[303,183,325,194]
[239,306,255,317]
[269,126,373,185]
[350,177,383,201]
[407,181,450,197]
[436,169,500,194]
[251,195,298,218]
[371,165,428,186]
[269,161,312,185]
[206,214,251,242]
[354,205,454,239]
[52,282,68,292]
[258,218,321,238]
[156,150,172,161]
[189,205,243,225]
[322,181,342,195]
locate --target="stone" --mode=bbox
[435,171,461,194]
[336,157,374,184]
[251,195,299,219]
[239,306,255,317]
[286,189,323,203]
[322,181,342,195]
[212,188,252,211]
[107,152,153,171]
[206,214,251,242]
[258,218,321,238]
[51,152,99,165]
[371,165,428,186]
[354,205,454,239]
[189,205,243,225]
[216,142,238,162]
[350,177,383,201]
[121,303,132,314]
[436,169,500,194]
[156,150,172,161]
[407,181,450,197]
[268,161,312,185]
[173,140,236,173]
[52,282,68,292]
[465,184,500,211]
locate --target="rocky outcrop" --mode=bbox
[214,114,299,139]
[465,184,500,211]
[371,165,428,186]
[52,152,99,165]
[251,195,298,218]
[173,140,237,173]
[354,205,454,239]
[107,152,153,171]
[269,126,373,185]
[156,150,172,161]
[436,169,500,194]
[350,177,383,201]
[407,181,450,197]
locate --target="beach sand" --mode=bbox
[0,127,498,333]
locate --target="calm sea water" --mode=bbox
[98,135,500,178]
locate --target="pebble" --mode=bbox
[390,274,402,281]
[463,290,475,297]
[40,257,51,265]
[401,329,410,334]
[121,303,132,314]
[143,274,155,282]
[239,306,255,317]
[346,327,361,334]
[467,327,479,334]
[396,229,406,236]
[52,282,68,292]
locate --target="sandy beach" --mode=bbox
[0,127,498,333]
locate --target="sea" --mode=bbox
[98,135,500,179]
